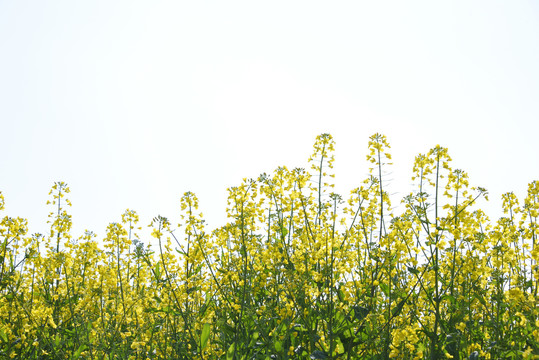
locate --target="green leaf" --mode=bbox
[280,225,288,237]
[249,332,259,347]
[226,343,235,360]
[71,344,87,360]
[473,293,487,307]
[310,350,328,359]
[155,263,161,280]
[379,283,390,297]
[275,340,283,352]
[407,266,419,275]
[441,294,456,305]
[335,338,345,354]
[199,293,213,316]
[175,248,187,256]
[391,299,406,318]
[334,311,345,323]
[0,328,7,342]
[200,323,210,351]
[351,306,370,321]
[501,350,519,357]
[188,264,203,279]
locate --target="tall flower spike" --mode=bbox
[366,133,393,239]
[46,181,72,252]
[308,133,336,225]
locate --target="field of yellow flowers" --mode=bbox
[1,133,538,359]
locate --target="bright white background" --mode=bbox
[1,1,538,238]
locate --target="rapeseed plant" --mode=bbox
[1,134,538,359]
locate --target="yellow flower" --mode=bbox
[288,346,295,356]
[522,347,533,358]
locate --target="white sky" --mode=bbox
[1,1,538,238]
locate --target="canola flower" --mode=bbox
[0,134,538,359]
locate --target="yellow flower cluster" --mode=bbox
[1,134,538,359]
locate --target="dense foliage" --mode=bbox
[1,134,538,359]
